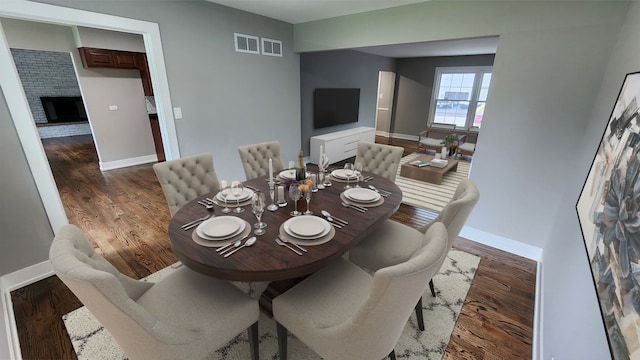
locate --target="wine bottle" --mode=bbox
[295,150,306,181]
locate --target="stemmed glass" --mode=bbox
[355,162,363,188]
[343,163,355,189]
[289,185,301,216]
[231,180,244,213]
[219,180,231,213]
[303,187,313,215]
[251,193,267,235]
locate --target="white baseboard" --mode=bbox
[533,261,543,360]
[1,261,54,360]
[100,154,158,171]
[389,132,419,142]
[460,225,543,262]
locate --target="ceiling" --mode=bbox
[206,0,431,24]
[206,0,498,58]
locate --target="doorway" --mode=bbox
[0,2,179,234]
[375,71,396,137]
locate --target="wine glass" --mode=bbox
[343,163,354,189]
[251,193,266,235]
[219,180,231,213]
[289,185,301,216]
[303,187,313,215]
[355,162,363,188]
[231,180,244,213]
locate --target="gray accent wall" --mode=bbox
[0,87,54,275]
[300,49,394,155]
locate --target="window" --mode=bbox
[429,66,492,128]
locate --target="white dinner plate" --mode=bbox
[196,216,245,240]
[331,169,358,180]
[283,215,330,239]
[344,188,381,203]
[278,169,308,180]
[216,188,253,202]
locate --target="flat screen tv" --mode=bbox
[40,96,88,124]
[314,88,360,129]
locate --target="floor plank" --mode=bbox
[11,134,536,359]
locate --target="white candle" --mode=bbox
[269,158,273,179]
[319,145,324,165]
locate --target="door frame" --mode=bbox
[0,1,180,234]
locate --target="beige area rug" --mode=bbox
[63,249,479,360]
[395,153,471,212]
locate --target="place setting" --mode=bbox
[208,179,254,213]
[278,214,335,247]
[340,187,384,211]
[190,215,252,249]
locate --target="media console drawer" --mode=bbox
[310,127,375,164]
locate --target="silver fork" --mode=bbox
[278,235,307,252]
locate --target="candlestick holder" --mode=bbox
[267,180,279,211]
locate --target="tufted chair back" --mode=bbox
[418,179,480,248]
[237,141,284,180]
[354,142,404,182]
[50,224,261,360]
[152,153,220,216]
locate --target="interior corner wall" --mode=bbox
[300,49,394,156]
[542,1,640,359]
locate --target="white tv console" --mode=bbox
[310,127,376,164]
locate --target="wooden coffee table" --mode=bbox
[400,154,458,185]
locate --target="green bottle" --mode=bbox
[295,150,306,181]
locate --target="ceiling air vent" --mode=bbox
[234,33,260,54]
[262,38,282,57]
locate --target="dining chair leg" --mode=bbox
[248,321,259,360]
[429,279,436,297]
[414,297,425,331]
[277,322,288,360]
[389,349,397,360]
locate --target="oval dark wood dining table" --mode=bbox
[168,170,402,282]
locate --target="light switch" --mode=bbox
[108,105,118,111]
[173,107,183,119]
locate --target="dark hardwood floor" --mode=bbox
[11,134,535,359]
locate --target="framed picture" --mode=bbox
[577,71,640,359]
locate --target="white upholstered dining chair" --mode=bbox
[152,153,220,216]
[353,142,404,182]
[348,179,480,330]
[50,224,260,360]
[237,140,284,180]
[272,222,449,360]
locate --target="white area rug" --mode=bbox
[63,249,479,360]
[395,153,471,212]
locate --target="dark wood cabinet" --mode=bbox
[114,51,139,69]
[149,114,165,162]
[137,54,153,96]
[78,47,153,96]
[78,47,115,68]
